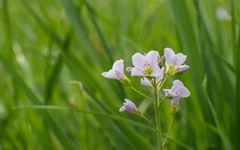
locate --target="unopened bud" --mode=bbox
[178,65,189,74]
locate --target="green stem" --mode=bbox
[157,78,167,108]
[159,78,167,89]
[130,86,153,103]
[163,114,174,146]
[153,78,163,149]
[141,115,155,128]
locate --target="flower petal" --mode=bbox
[172,53,187,67]
[115,70,124,79]
[123,99,137,112]
[102,69,118,79]
[180,87,190,98]
[131,67,144,76]
[132,53,145,68]
[172,80,184,91]
[164,48,175,66]
[146,50,159,67]
[163,89,177,97]
[156,67,165,81]
[119,106,126,112]
[171,97,180,107]
[149,65,160,77]
[152,66,164,79]
[178,65,189,73]
[141,78,152,87]
[112,59,124,72]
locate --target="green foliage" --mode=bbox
[0,0,239,149]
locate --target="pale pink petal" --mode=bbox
[112,59,124,72]
[180,87,190,98]
[151,65,161,77]
[172,80,184,90]
[163,89,177,97]
[145,50,159,67]
[119,106,126,112]
[171,97,180,107]
[164,48,175,66]
[171,53,187,67]
[102,70,118,79]
[140,78,152,87]
[178,65,189,73]
[115,70,124,79]
[156,67,165,81]
[131,68,144,76]
[121,99,137,113]
[132,53,145,68]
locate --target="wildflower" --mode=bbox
[131,51,162,77]
[119,99,140,115]
[163,80,190,112]
[164,48,189,75]
[102,59,130,86]
[140,68,165,87]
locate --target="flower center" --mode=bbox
[144,65,153,75]
[166,65,178,75]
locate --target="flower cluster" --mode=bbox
[102,48,190,113]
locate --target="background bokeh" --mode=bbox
[0,0,240,149]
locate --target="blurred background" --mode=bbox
[0,0,240,149]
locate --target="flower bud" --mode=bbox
[158,56,165,68]
[126,67,132,73]
[119,99,140,115]
[178,65,189,74]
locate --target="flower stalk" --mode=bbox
[163,113,174,146]
[153,78,163,149]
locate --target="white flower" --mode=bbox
[140,68,165,87]
[131,51,161,77]
[102,59,131,86]
[164,48,189,75]
[163,80,190,112]
[102,59,124,79]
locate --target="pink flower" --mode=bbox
[131,51,162,77]
[163,80,190,111]
[164,48,189,75]
[102,59,124,79]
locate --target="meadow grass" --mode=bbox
[0,0,239,149]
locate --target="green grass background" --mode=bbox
[0,0,240,149]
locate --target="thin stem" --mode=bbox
[159,78,167,90]
[141,115,155,128]
[130,86,153,103]
[163,113,174,146]
[153,78,163,149]
[157,77,167,108]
